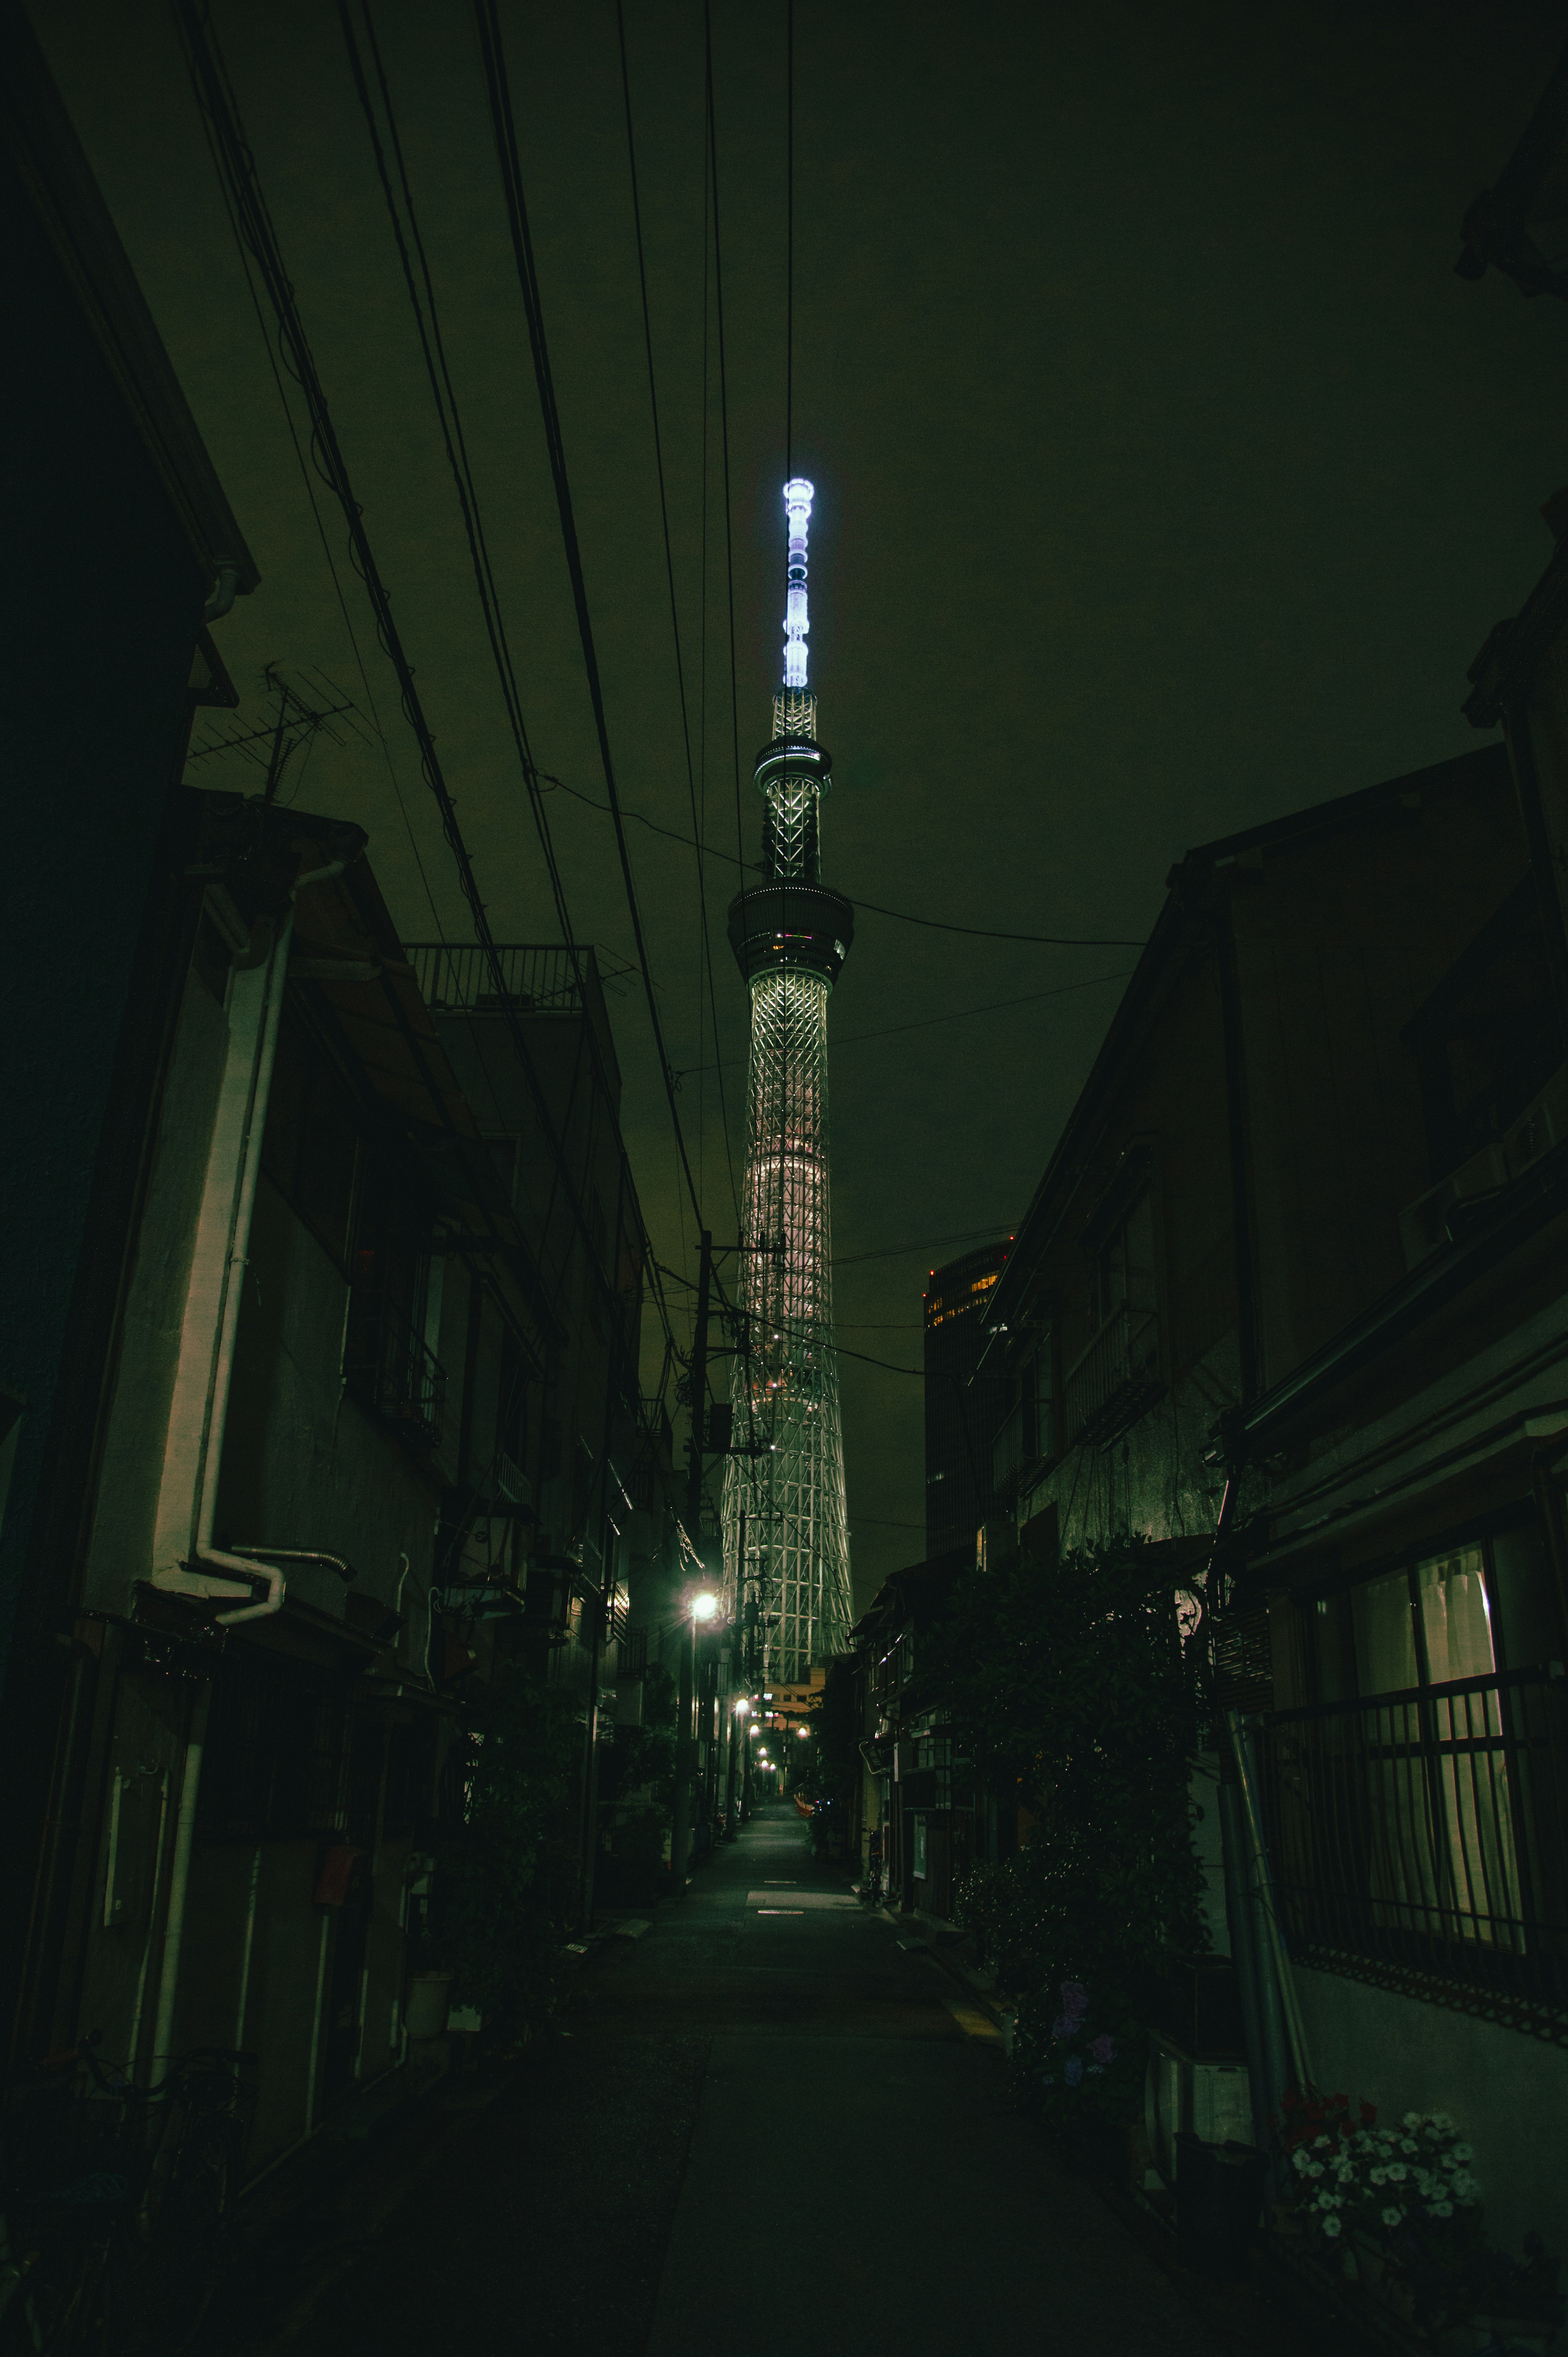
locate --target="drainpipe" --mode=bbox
[144,852,353,2072]
[1226,1708,1312,2097]
[183,852,352,1626]
[1220,1776,1288,2174]
[149,1685,210,2073]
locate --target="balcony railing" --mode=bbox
[405,943,590,1017]
[1062,1304,1160,1447]
[1252,1668,1568,2033]
[345,1295,447,1452]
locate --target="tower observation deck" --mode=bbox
[722,479,854,1683]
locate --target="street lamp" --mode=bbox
[671,1586,723,1891]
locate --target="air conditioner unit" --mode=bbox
[1145,2031,1254,2189]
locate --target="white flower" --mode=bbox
[1313,2134,1331,2150]
[1370,2167,1388,2186]
[1321,2215,1343,2239]
[1451,2174,1479,2203]
[1385,2163,1406,2183]
[1450,2143,1473,2165]
[1399,2139,1417,2156]
[1429,2200,1454,2219]
[1381,2206,1403,2228]
[1292,2149,1311,2174]
[1307,2162,1324,2179]
[1430,2114,1454,2134]
[1403,2111,1422,2130]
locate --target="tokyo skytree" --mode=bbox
[722,479,854,1683]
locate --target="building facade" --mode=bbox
[976,731,1567,2262]
[923,1240,1011,1559]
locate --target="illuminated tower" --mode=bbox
[722,479,854,1682]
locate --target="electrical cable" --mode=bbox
[538,769,1145,948]
[174,0,682,1404]
[470,0,705,1234]
[340,0,648,1352]
[677,968,1132,1076]
[833,1224,1014,1268]
[613,0,738,1233]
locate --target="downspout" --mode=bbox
[145,854,350,2072]
[186,852,352,1626]
[1226,1707,1312,2096]
[150,1684,210,2072]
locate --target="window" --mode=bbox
[1258,1528,1567,2030]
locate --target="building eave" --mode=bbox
[2,4,259,603]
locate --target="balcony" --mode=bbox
[1062,1304,1161,1447]
[345,1295,447,1452]
[1252,1668,1568,2037]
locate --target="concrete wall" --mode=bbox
[1295,1964,1568,2267]
[217,1177,439,1619]
[80,969,228,1614]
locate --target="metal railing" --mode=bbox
[405,942,589,1016]
[345,1295,447,1450]
[1062,1304,1160,1446]
[1252,1668,1568,2028]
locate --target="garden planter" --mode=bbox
[404,1970,454,2040]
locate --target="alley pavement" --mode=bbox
[231,1808,1233,2357]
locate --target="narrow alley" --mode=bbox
[196,1809,1256,2357]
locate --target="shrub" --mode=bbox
[919,1534,1209,2109]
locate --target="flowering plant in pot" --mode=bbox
[1026,1978,1147,2140]
[1282,2090,1482,2259]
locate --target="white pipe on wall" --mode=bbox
[149,1686,211,2074]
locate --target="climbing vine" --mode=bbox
[915,1535,1210,2118]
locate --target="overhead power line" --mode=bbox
[470,0,705,1234]
[333,0,674,1351]
[172,0,677,1370]
[613,0,737,1230]
[676,968,1132,1078]
[833,1224,1015,1268]
[539,769,1145,948]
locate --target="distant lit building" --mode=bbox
[922,1240,1010,1558]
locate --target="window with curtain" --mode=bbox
[1342,1546,1522,1951]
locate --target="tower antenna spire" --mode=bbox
[723,481,855,1686]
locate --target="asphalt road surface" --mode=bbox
[263,1806,1229,2357]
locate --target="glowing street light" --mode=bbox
[691,1590,719,1622]
[796,1727,811,1739]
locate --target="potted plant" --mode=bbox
[1278,2090,1561,2350]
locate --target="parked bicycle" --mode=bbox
[0,2038,255,2355]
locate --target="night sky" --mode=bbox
[32,0,1568,1605]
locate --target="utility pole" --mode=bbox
[670,1229,712,1897]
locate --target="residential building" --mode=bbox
[976,729,1567,2260]
[923,1240,1010,1558]
[0,8,258,2050]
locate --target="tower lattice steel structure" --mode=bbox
[722,479,854,1683]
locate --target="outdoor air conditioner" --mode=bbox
[1145,2031,1254,2190]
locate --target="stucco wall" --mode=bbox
[1295,1964,1568,2266]
[82,971,228,1614]
[217,1179,439,1617]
